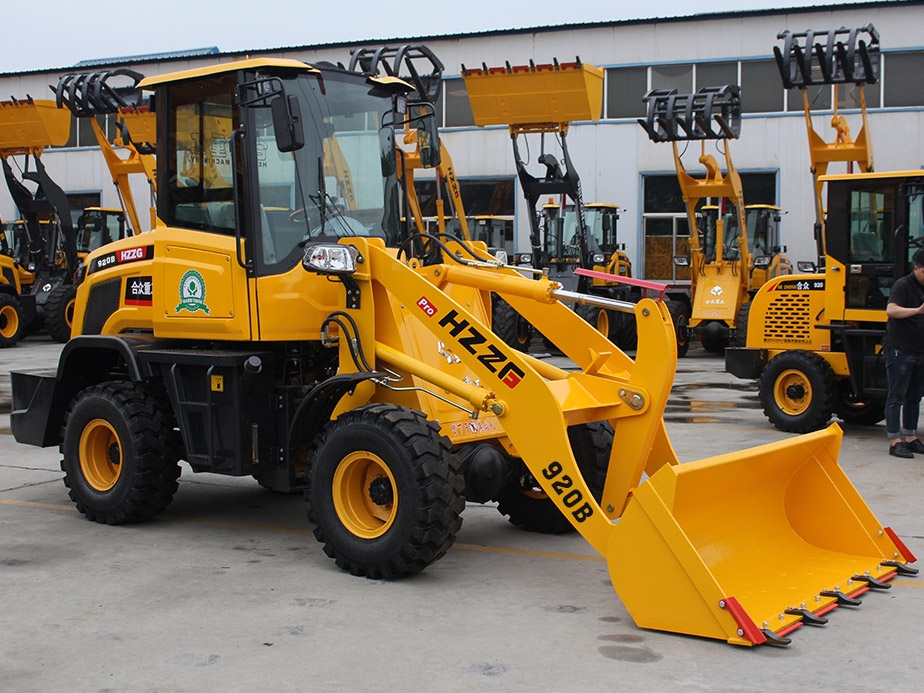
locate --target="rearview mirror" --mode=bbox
[416,110,441,168]
[272,95,305,153]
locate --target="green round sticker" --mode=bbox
[176,269,210,314]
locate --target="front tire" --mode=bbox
[759,351,836,433]
[307,404,465,579]
[666,299,691,357]
[492,296,533,352]
[496,422,612,534]
[61,382,182,524]
[576,303,611,340]
[0,293,24,348]
[45,284,78,343]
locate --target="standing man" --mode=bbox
[885,249,924,457]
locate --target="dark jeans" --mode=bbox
[885,348,924,439]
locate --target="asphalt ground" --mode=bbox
[1,335,923,692]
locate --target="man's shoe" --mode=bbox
[890,442,914,459]
[904,438,924,454]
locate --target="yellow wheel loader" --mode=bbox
[0,97,80,345]
[639,85,792,356]
[8,52,917,647]
[726,25,894,432]
[462,60,661,352]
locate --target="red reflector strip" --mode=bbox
[847,585,871,599]
[720,596,766,645]
[777,621,803,638]
[885,526,918,563]
[572,268,668,299]
[816,602,839,617]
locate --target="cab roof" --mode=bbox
[138,58,317,88]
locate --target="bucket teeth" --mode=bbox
[784,608,828,626]
[821,589,863,607]
[759,629,792,647]
[851,574,891,590]
[882,560,919,576]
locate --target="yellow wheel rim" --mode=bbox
[332,451,397,539]
[596,309,609,337]
[65,297,76,329]
[79,418,122,491]
[0,303,19,339]
[774,369,811,416]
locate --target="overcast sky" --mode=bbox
[1,0,860,74]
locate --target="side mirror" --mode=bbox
[416,110,441,168]
[379,126,396,177]
[272,95,305,153]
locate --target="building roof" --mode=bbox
[2,1,919,77]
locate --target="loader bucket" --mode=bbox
[462,60,603,127]
[0,99,71,152]
[608,424,916,646]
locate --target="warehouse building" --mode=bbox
[1,0,922,279]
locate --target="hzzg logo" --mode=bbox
[436,308,526,388]
[176,270,210,314]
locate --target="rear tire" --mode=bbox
[759,351,836,433]
[0,293,24,348]
[60,381,182,524]
[496,422,612,534]
[666,299,691,357]
[45,284,78,343]
[834,380,885,426]
[307,404,465,579]
[730,302,751,348]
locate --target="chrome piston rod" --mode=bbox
[551,288,639,314]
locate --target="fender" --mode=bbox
[10,334,165,447]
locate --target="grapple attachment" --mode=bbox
[608,424,917,646]
[0,98,71,153]
[348,44,445,104]
[638,85,741,143]
[54,69,155,152]
[774,24,880,88]
[461,58,603,127]
[54,68,146,116]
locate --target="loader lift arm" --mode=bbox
[54,69,158,234]
[773,24,879,261]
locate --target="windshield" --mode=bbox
[252,71,399,267]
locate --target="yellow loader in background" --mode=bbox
[8,50,916,647]
[726,25,897,433]
[462,59,667,352]
[639,85,792,355]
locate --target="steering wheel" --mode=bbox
[288,207,321,225]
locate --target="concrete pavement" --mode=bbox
[1,336,922,691]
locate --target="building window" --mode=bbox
[838,83,880,110]
[606,66,648,119]
[696,62,738,90]
[742,60,784,113]
[651,64,692,94]
[884,51,924,107]
[443,78,474,128]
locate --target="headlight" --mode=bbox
[591,253,606,264]
[302,244,361,275]
[753,255,771,268]
[797,261,817,273]
[517,253,532,265]
[673,255,690,267]
[493,249,508,264]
